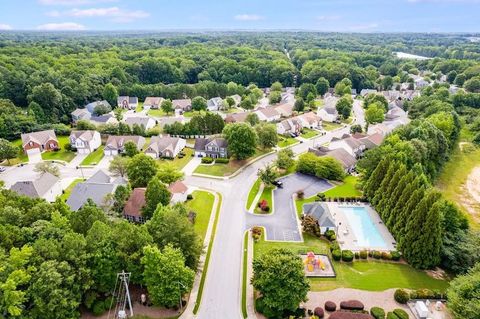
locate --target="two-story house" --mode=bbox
[69,130,101,154]
[194,137,228,158]
[329,134,366,158]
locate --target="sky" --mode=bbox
[0,0,479,32]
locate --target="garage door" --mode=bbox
[104,149,117,156]
[26,148,42,163]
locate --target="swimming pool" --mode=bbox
[339,206,388,249]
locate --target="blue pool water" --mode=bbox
[339,206,388,248]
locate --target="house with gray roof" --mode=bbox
[69,130,101,154]
[172,99,192,112]
[89,114,118,126]
[329,134,366,158]
[71,108,92,123]
[124,116,156,131]
[309,146,357,173]
[194,137,228,158]
[317,96,339,122]
[143,97,164,109]
[66,170,123,211]
[10,172,62,202]
[104,135,146,156]
[118,96,139,109]
[86,100,111,114]
[144,135,186,158]
[207,97,224,111]
[303,202,337,233]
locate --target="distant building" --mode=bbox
[71,108,92,123]
[207,97,224,111]
[329,134,366,158]
[69,130,101,154]
[85,100,111,114]
[118,96,139,109]
[143,97,164,109]
[255,107,280,122]
[225,112,248,123]
[10,172,62,202]
[194,137,228,158]
[172,99,192,112]
[89,114,118,126]
[124,116,156,131]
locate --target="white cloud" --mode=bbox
[46,10,61,17]
[39,0,117,5]
[36,22,86,30]
[234,14,264,21]
[48,6,149,22]
[0,24,13,30]
[316,15,341,21]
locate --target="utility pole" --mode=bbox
[108,271,133,319]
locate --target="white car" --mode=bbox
[0,167,6,173]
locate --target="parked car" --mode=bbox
[0,167,6,173]
[272,180,283,188]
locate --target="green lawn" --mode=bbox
[147,108,169,117]
[277,135,298,148]
[255,185,274,214]
[80,146,104,166]
[41,136,76,162]
[194,148,271,177]
[314,99,324,107]
[158,147,194,169]
[135,102,144,113]
[324,176,362,198]
[187,190,215,240]
[341,116,354,124]
[3,139,28,165]
[301,128,319,139]
[246,178,262,210]
[60,178,83,201]
[254,233,449,292]
[183,110,206,118]
[322,121,343,131]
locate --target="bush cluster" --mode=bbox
[341,250,354,262]
[201,157,214,164]
[215,157,229,164]
[409,288,443,300]
[324,229,336,241]
[394,289,410,304]
[329,311,374,319]
[251,227,262,241]
[370,307,385,319]
[393,309,409,319]
[257,199,270,212]
[332,249,342,261]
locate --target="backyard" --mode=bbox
[80,146,104,166]
[254,233,449,292]
[41,136,76,162]
[186,190,215,240]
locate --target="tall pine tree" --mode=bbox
[371,161,398,210]
[377,164,406,215]
[364,158,390,199]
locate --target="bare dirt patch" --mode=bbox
[464,167,480,225]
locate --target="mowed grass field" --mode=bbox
[186,190,215,240]
[41,136,76,162]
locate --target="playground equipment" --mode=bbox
[304,252,326,272]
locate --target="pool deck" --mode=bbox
[328,202,397,252]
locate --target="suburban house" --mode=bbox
[172,99,192,112]
[207,97,224,111]
[168,181,190,203]
[225,112,248,123]
[89,114,118,126]
[360,89,377,97]
[124,116,156,131]
[21,130,58,155]
[123,188,147,223]
[10,172,62,202]
[104,135,146,156]
[194,137,228,158]
[255,107,280,122]
[143,97,164,109]
[352,132,384,150]
[86,100,111,114]
[230,94,242,106]
[297,112,322,129]
[309,146,357,173]
[71,108,92,123]
[329,134,366,158]
[118,96,139,109]
[144,135,186,158]
[277,118,302,135]
[274,101,294,117]
[66,170,123,211]
[303,202,336,234]
[69,130,101,154]
[385,106,407,120]
[317,96,339,122]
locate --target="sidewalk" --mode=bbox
[182,157,202,176]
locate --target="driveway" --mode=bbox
[246,173,332,241]
[27,151,42,163]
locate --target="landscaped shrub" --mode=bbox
[317,193,326,201]
[341,250,354,262]
[314,307,325,318]
[393,309,409,319]
[186,194,193,200]
[414,288,435,299]
[325,301,337,312]
[325,229,336,240]
[381,252,392,260]
[302,215,320,237]
[360,250,368,259]
[340,300,365,311]
[252,227,262,241]
[215,158,229,164]
[201,157,214,164]
[368,250,373,258]
[330,241,340,252]
[355,252,360,259]
[329,311,374,319]
[297,190,305,199]
[332,249,342,261]
[386,312,399,319]
[390,251,401,261]
[373,251,382,259]
[370,307,386,319]
[394,289,410,304]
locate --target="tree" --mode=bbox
[113,108,124,121]
[109,156,129,177]
[296,152,319,175]
[132,123,146,137]
[141,244,195,308]
[294,98,305,112]
[143,176,171,219]
[270,81,283,92]
[334,78,352,96]
[364,94,388,111]
[464,76,480,93]
[76,120,96,131]
[454,73,466,86]
[246,113,260,126]
[269,91,282,104]
[350,124,363,134]
[276,148,294,170]
[222,123,257,160]
[365,103,385,124]
[161,99,174,115]
[255,122,278,149]
[240,97,253,110]
[298,83,317,100]
[112,184,131,214]
[103,83,118,107]
[156,163,184,184]
[124,141,139,157]
[126,153,158,188]
[0,138,18,164]
[146,206,203,269]
[34,162,60,177]
[336,96,353,119]
[315,77,330,96]
[225,96,235,108]
[315,157,345,181]
[93,103,111,116]
[28,83,63,123]
[447,263,480,319]
[257,164,278,185]
[70,199,107,235]
[191,96,207,111]
[252,249,309,317]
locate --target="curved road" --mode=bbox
[185,100,365,318]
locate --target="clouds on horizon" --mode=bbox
[46,6,149,22]
[234,14,264,21]
[36,22,86,30]
[0,24,13,30]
